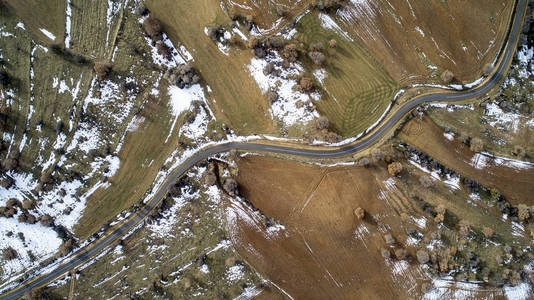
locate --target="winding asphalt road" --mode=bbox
[0,0,527,298]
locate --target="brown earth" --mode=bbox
[399,115,534,206]
[223,0,514,86]
[333,0,515,85]
[231,155,430,299]
[231,155,522,299]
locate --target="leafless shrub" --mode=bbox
[94,60,111,79]
[143,16,163,41]
[300,77,314,92]
[482,227,494,238]
[315,116,329,130]
[354,207,365,220]
[2,247,18,260]
[328,39,337,48]
[308,51,326,66]
[387,162,403,176]
[483,63,493,76]
[441,70,454,83]
[419,176,433,188]
[371,149,385,162]
[470,138,484,152]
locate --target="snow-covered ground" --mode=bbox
[469,152,534,171]
[247,51,320,127]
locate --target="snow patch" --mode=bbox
[39,28,56,40]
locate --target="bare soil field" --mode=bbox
[232,155,527,299]
[399,116,534,206]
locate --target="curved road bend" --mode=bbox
[0,0,527,298]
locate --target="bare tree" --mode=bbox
[300,77,314,92]
[359,157,370,168]
[470,138,484,152]
[223,178,238,196]
[94,60,111,79]
[315,116,329,130]
[517,204,531,221]
[143,16,163,41]
[371,148,385,162]
[482,227,494,238]
[308,51,326,66]
[395,248,408,260]
[281,43,298,62]
[387,162,403,176]
[458,219,470,235]
[441,70,454,83]
[354,207,365,220]
[2,247,18,260]
[40,214,54,227]
[416,250,429,264]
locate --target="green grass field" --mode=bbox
[296,11,399,136]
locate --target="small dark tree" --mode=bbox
[512,145,526,158]
[56,120,64,134]
[0,70,9,87]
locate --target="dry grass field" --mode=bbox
[146,0,275,135]
[222,0,311,35]
[400,116,534,206]
[335,0,515,85]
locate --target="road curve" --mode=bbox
[0,0,527,298]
